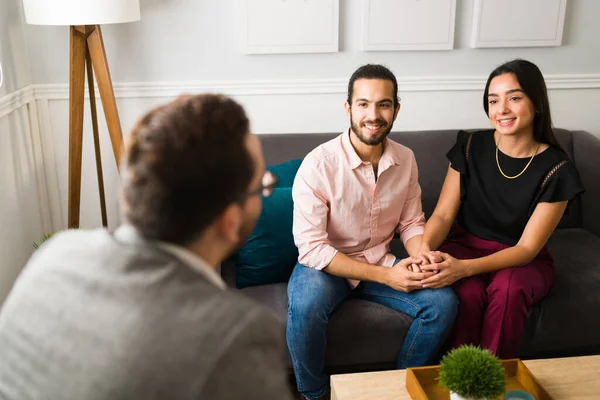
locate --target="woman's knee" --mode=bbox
[455,278,487,309]
[489,261,555,309]
[487,269,528,305]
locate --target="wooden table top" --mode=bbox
[331,355,600,400]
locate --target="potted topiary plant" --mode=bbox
[439,344,506,400]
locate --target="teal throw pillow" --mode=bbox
[235,159,302,289]
[236,187,297,288]
[267,158,302,188]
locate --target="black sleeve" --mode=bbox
[538,161,586,204]
[445,130,472,174]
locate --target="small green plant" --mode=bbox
[33,232,54,249]
[439,345,506,400]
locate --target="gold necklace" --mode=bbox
[495,137,541,179]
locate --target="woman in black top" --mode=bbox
[415,59,584,358]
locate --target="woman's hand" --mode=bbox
[385,257,436,293]
[419,251,466,288]
[412,247,442,273]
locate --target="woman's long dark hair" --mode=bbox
[483,59,563,151]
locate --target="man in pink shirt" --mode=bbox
[287,64,458,400]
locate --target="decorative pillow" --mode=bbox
[235,159,302,289]
[267,158,302,188]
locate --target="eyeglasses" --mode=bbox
[242,170,279,200]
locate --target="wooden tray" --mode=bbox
[406,359,552,400]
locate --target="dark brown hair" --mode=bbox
[120,94,254,245]
[347,64,400,108]
[484,59,562,150]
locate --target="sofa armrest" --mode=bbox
[573,130,600,237]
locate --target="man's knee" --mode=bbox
[436,287,458,324]
[419,287,458,326]
[287,263,345,320]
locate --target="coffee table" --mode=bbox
[331,355,600,399]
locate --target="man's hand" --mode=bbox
[384,257,436,293]
[411,245,442,273]
[420,251,465,288]
[417,250,443,273]
[408,244,429,272]
[408,260,423,273]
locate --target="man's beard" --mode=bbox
[350,113,393,146]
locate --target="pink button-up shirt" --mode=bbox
[292,130,425,285]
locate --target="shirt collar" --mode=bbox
[341,129,365,170]
[341,128,401,171]
[114,225,227,291]
[379,138,402,172]
[156,242,227,290]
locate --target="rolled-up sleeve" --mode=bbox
[292,158,338,270]
[396,153,426,244]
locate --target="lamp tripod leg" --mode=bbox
[86,47,108,227]
[67,26,87,229]
[67,25,123,229]
[87,25,123,171]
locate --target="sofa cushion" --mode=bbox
[235,187,298,289]
[240,282,413,370]
[518,228,600,357]
[267,158,302,188]
[235,159,302,289]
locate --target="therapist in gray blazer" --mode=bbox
[0,94,293,400]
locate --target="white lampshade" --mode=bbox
[22,0,140,26]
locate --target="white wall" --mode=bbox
[0,0,45,303]
[22,0,600,83]
[19,0,600,137]
[0,0,30,96]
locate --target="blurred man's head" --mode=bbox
[120,94,275,264]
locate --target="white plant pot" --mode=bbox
[450,392,484,400]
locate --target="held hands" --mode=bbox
[409,246,443,273]
[384,257,436,293]
[412,246,443,274]
[419,251,466,289]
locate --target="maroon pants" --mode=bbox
[438,224,555,359]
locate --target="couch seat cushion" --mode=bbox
[518,228,600,356]
[240,282,413,370]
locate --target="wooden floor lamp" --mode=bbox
[22,0,141,228]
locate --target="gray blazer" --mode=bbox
[0,228,294,400]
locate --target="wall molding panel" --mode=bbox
[362,0,457,51]
[24,74,600,101]
[471,0,568,48]
[0,86,35,119]
[239,0,339,54]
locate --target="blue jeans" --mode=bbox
[286,261,458,400]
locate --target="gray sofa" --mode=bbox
[222,128,600,373]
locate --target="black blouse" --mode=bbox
[446,129,585,246]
